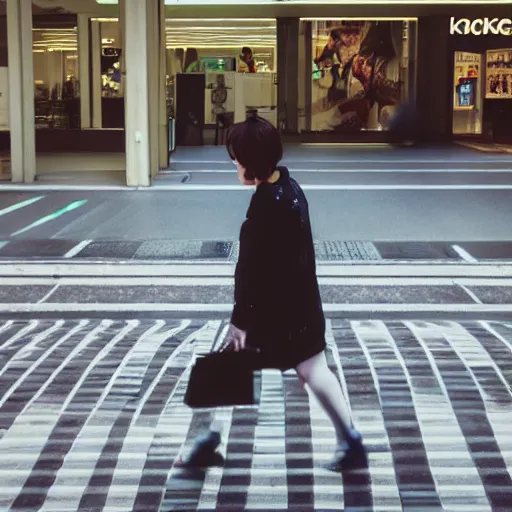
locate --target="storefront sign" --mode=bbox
[450,17,512,36]
[0,67,9,131]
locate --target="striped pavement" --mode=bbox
[0,318,511,511]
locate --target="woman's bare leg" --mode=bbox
[296,351,353,445]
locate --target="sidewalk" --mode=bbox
[0,317,510,511]
[169,143,512,172]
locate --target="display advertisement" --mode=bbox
[486,49,512,99]
[454,51,480,109]
[311,20,407,133]
[0,67,8,131]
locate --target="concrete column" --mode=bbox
[6,0,35,183]
[124,0,151,186]
[78,14,91,128]
[277,18,299,134]
[158,0,168,170]
[147,0,159,179]
[118,0,125,97]
[91,20,102,129]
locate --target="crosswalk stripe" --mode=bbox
[9,321,141,511]
[148,321,222,511]
[411,322,512,510]
[353,320,444,509]
[246,370,288,510]
[0,319,509,510]
[333,321,401,510]
[390,321,492,511]
[43,320,167,511]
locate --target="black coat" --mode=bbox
[231,167,326,370]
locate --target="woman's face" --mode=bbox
[234,159,255,186]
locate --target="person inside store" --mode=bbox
[335,21,402,133]
[177,112,366,472]
[184,48,202,73]
[238,47,257,73]
[314,29,343,93]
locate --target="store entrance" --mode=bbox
[452,48,512,143]
[166,18,277,150]
[452,51,483,137]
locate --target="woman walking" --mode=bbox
[182,112,364,472]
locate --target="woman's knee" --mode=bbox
[296,351,328,383]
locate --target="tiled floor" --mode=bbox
[0,319,511,511]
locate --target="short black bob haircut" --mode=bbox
[226,110,283,182]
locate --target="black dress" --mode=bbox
[231,166,326,371]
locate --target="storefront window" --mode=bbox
[33,24,79,129]
[302,19,416,134]
[99,20,123,99]
[486,49,512,99]
[453,51,482,135]
[166,18,277,145]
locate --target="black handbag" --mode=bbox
[184,349,262,408]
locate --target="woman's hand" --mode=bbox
[223,324,247,352]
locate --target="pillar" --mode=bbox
[123,0,151,186]
[123,0,166,186]
[91,19,102,129]
[78,14,91,129]
[158,0,168,170]
[147,0,159,179]
[118,0,125,97]
[277,18,299,134]
[6,0,35,183]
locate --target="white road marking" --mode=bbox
[3,183,512,191]
[0,321,78,408]
[1,303,512,313]
[480,321,512,353]
[452,245,478,263]
[0,320,38,350]
[160,168,512,174]
[0,196,45,217]
[1,262,512,278]
[37,283,60,304]
[63,240,93,258]
[458,284,484,304]
[151,184,512,191]
[2,276,512,287]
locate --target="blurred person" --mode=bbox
[184,48,201,73]
[179,112,365,472]
[238,47,257,73]
[387,100,419,146]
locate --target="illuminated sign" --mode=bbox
[450,17,512,36]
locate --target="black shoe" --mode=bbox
[323,429,366,472]
[177,430,224,469]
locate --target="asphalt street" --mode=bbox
[2,177,512,245]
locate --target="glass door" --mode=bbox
[452,51,482,135]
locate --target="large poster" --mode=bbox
[453,51,480,110]
[486,49,512,99]
[0,67,8,131]
[311,20,406,133]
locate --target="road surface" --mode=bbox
[0,317,511,511]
